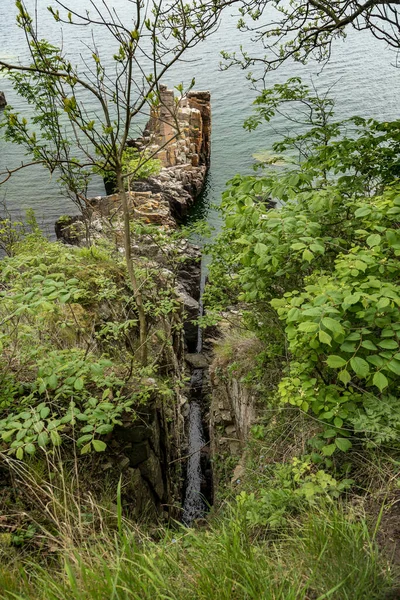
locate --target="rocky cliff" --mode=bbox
[100,85,212,224]
[53,87,211,522]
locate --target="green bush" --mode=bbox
[206,78,400,464]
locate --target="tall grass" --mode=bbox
[0,445,396,600]
[0,505,393,600]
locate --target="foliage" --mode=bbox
[206,78,400,463]
[236,455,353,529]
[122,148,161,191]
[0,228,181,459]
[0,206,41,256]
[222,1,400,78]
[0,500,392,599]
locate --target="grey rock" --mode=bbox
[126,440,150,467]
[114,425,152,444]
[185,353,209,369]
[138,448,164,500]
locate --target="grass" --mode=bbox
[1,376,398,600]
[0,504,394,600]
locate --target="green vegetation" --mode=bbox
[0,224,184,459]
[1,1,400,597]
[206,77,400,457]
[199,77,400,594]
[0,472,393,599]
[2,74,399,597]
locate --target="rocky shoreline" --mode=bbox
[53,87,212,521]
[56,85,211,242]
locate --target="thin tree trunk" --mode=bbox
[116,168,148,366]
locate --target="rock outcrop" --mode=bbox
[208,330,262,497]
[0,92,6,109]
[56,86,211,235]
[102,85,211,223]
[110,392,185,520]
[53,87,211,521]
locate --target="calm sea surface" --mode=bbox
[0,0,399,236]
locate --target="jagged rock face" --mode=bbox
[111,400,181,519]
[102,87,211,223]
[56,86,211,233]
[138,86,211,171]
[209,363,258,498]
[130,86,211,222]
[53,88,210,521]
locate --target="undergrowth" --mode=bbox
[0,503,394,600]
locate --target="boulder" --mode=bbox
[0,92,6,109]
[185,353,209,369]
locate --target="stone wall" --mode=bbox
[110,390,185,521]
[209,362,259,497]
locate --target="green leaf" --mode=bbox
[16,447,24,460]
[354,207,371,218]
[40,406,50,419]
[350,357,370,378]
[346,333,361,341]
[377,297,390,309]
[338,370,351,385]
[366,234,381,247]
[74,377,84,391]
[319,330,332,345]
[25,443,36,455]
[50,430,62,446]
[96,424,113,435]
[48,374,58,390]
[33,420,44,433]
[335,438,352,452]
[373,371,389,391]
[326,355,347,368]
[381,328,395,338]
[37,432,49,447]
[302,249,314,263]
[77,434,93,446]
[387,359,400,376]
[81,442,92,455]
[361,340,378,351]
[80,425,94,433]
[298,321,319,333]
[2,429,16,442]
[378,339,398,350]
[322,317,344,336]
[334,417,343,428]
[367,355,384,367]
[343,294,361,305]
[92,439,107,452]
[323,429,337,439]
[322,444,336,456]
[254,242,268,256]
[340,342,357,353]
